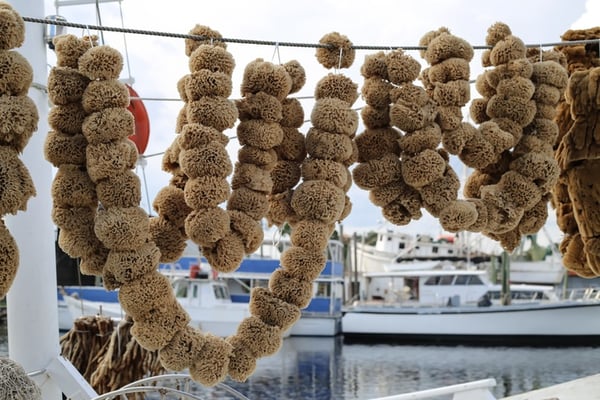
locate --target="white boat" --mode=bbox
[63,277,255,338]
[352,227,566,285]
[202,237,345,337]
[342,267,600,345]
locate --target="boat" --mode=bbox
[156,236,346,336]
[62,275,253,338]
[351,226,566,285]
[342,266,600,345]
[219,236,345,336]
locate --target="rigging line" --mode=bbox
[22,16,600,50]
[94,0,105,45]
[118,0,133,83]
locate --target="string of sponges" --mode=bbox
[0,2,38,299]
[553,27,600,277]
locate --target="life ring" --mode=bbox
[126,84,150,155]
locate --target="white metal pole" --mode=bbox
[5,1,63,399]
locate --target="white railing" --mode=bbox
[368,378,497,400]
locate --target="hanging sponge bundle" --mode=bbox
[265,60,307,227]
[0,3,38,298]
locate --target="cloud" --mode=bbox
[38,0,588,245]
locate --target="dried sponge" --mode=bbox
[316,32,355,69]
[291,180,345,223]
[78,45,123,80]
[94,206,149,250]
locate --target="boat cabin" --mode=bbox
[172,278,234,306]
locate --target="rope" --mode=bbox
[22,16,600,50]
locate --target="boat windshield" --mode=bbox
[213,284,230,300]
[424,274,484,286]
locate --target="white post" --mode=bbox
[5,1,63,399]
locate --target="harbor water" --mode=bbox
[1,321,599,399]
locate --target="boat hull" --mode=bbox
[342,301,600,346]
[290,315,342,336]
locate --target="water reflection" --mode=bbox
[1,324,599,399]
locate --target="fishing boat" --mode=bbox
[352,227,566,285]
[157,236,346,336]
[342,266,600,345]
[62,275,253,338]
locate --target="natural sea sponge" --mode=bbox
[399,124,442,154]
[301,158,348,188]
[86,139,138,182]
[78,45,123,81]
[227,186,269,220]
[185,207,229,247]
[103,241,161,285]
[81,79,129,113]
[52,34,93,68]
[314,74,359,105]
[179,142,232,179]
[152,186,192,227]
[48,103,86,135]
[352,153,402,190]
[118,271,174,318]
[203,232,245,272]
[281,246,326,282]
[270,160,301,194]
[228,210,263,254]
[275,127,306,162]
[148,217,187,262]
[186,70,232,100]
[316,32,355,69]
[186,96,238,132]
[96,170,141,208]
[290,219,334,251]
[94,206,149,250]
[401,149,446,188]
[355,127,400,162]
[47,67,89,105]
[82,107,134,144]
[188,44,234,77]
[227,336,256,383]
[185,25,226,56]
[305,128,353,162]
[241,59,292,101]
[185,175,231,208]
[236,91,282,123]
[235,316,282,358]
[386,49,421,85]
[249,287,301,331]
[0,51,32,96]
[51,165,97,208]
[159,326,207,371]
[0,94,38,152]
[237,120,283,150]
[131,300,190,351]
[291,180,345,223]
[311,98,358,136]
[439,200,478,232]
[44,131,87,167]
[189,334,232,387]
[178,123,229,150]
[269,269,314,309]
[0,222,18,298]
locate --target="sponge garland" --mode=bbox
[353,51,414,225]
[553,28,600,277]
[46,34,111,277]
[265,60,307,227]
[0,2,38,298]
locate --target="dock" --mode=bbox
[503,373,600,400]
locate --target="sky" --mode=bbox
[29,0,598,248]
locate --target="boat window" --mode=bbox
[252,279,268,288]
[213,285,229,300]
[467,275,483,285]
[448,249,453,254]
[454,275,470,285]
[175,283,187,298]
[439,275,454,285]
[398,242,405,249]
[432,246,438,254]
[192,284,198,298]
[424,276,441,285]
[315,282,330,297]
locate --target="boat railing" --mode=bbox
[565,287,600,301]
[367,378,497,400]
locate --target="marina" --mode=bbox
[1,0,600,399]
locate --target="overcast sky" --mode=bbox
[33,0,597,248]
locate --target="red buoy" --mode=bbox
[126,84,150,155]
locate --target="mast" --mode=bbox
[5,1,62,399]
